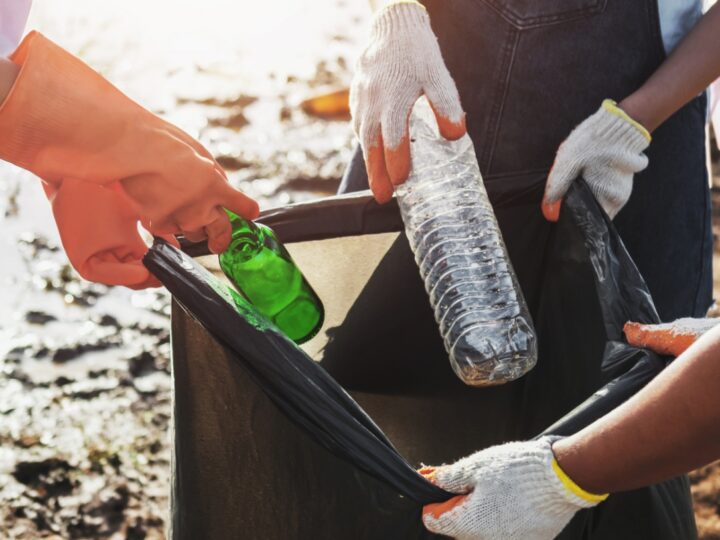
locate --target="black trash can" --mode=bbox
[155,185,697,540]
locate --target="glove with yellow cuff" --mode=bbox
[421,437,608,540]
[542,99,651,222]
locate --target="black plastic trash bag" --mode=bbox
[146,181,697,539]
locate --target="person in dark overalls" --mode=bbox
[345,0,719,537]
[345,0,712,323]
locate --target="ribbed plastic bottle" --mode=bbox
[395,97,537,386]
[218,210,324,344]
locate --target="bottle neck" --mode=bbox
[224,209,263,261]
[228,233,262,261]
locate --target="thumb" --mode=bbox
[542,154,582,222]
[81,256,155,288]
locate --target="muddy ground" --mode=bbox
[0,1,362,538]
[0,1,719,538]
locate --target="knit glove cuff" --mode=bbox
[423,437,607,540]
[543,436,609,507]
[592,99,651,151]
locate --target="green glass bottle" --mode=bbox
[218,210,324,344]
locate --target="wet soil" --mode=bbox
[0,1,366,538]
[692,461,720,540]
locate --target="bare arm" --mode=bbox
[620,3,720,132]
[554,325,720,494]
[0,57,19,104]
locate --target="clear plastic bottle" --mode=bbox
[395,97,537,386]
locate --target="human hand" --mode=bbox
[542,100,651,222]
[0,32,258,255]
[420,437,606,540]
[117,116,258,254]
[46,178,178,289]
[350,1,466,203]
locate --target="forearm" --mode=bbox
[0,57,19,105]
[554,325,720,494]
[619,3,720,132]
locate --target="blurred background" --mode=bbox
[0,0,718,538]
[0,0,363,537]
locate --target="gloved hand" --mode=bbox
[625,318,720,357]
[350,1,466,203]
[45,178,178,289]
[0,31,258,254]
[421,437,607,540]
[542,99,651,221]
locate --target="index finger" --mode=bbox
[218,182,260,220]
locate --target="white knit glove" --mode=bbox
[542,99,651,221]
[350,1,466,203]
[421,437,607,540]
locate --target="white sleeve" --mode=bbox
[712,79,720,150]
[0,0,32,56]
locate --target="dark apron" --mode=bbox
[340,0,712,322]
[337,0,709,537]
